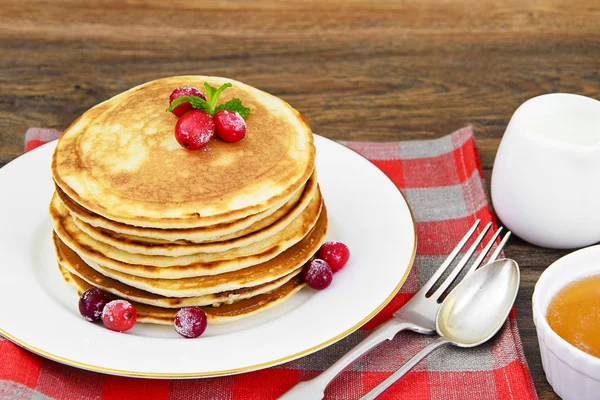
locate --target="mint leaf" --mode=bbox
[166,95,210,113]
[188,96,211,113]
[215,98,251,119]
[166,83,251,119]
[204,82,232,114]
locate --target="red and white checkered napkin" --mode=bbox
[0,126,538,399]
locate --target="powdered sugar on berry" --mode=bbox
[174,307,208,338]
[101,300,137,332]
[303,259,333,290]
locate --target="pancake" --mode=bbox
[69,172,318,255]
[61,206,327,297]
[54,233,301,308]
[50,76,325,326]
[56,172,315,243]
[52,76,315,229]
[50,190,323,274]
[58,265,306,325]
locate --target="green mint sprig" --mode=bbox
[204,82,231,114]
[167,95,211,114]
[166,82,251,119]
[215,98,250,118]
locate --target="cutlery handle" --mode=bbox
[279,318,414,399]
[360,336,451,400]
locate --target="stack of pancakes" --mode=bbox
[50,76,327,325]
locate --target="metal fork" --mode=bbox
[279,220,511,400]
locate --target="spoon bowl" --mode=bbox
[437,258,520,347]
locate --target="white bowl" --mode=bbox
[533,245,600,399]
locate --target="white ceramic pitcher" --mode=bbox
[491,93,600,249]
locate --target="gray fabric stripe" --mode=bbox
[426,335,494,371]
[398,126,473,159]
[0,381,50,400]
[404,184,468,222]
[282,330,369,371]
[399,133,455,160]
[404,169,485,222]
[31,392,54,400]
[464,173,489,216]
[360,330,428,372]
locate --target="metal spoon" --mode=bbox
[361,258,520,400]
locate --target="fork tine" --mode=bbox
[464,227,503,276]
[419,219,480,293]
[465,230,511,276]
[430,222,492,300]
[489,231,512,262]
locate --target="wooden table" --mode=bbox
[1,1,599,398]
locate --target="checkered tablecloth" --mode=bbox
[0,126,537,399]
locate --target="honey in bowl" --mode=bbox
[546,274,600,358]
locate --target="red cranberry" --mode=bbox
[303,259,333,290]
[79,288,110,322]
[169,86,206,117]
[214,110,246,143]
[102,300,137,332]
[318,242,350,273]
[175,110,215,150]
[175,307,208,338]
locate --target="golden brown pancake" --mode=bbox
[58,264,306,325]
[68,173,319,255]
[57,206,327,297]
[52,76,315,228]
[56,170,317,244]
[50,191,323,275]
[54,233,301,308]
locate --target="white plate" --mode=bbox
[0,135,416,378]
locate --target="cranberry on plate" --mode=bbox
[303,259,333,290]
[102,300,137,332]
[318,241,350,273]
[175,307,208,338]
[79,288,110,322]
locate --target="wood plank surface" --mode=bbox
[2,1,599,398]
